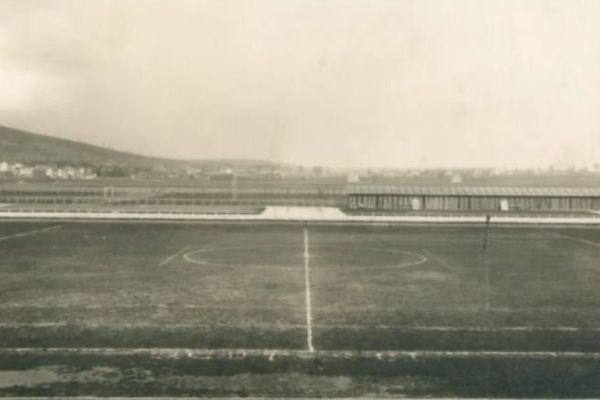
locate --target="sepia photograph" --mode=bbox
[1,0,600,398]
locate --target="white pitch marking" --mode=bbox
[5,347,600,360]
[0,322,310,329]
[351,248,428,270]
[422,250,454,271]
[0,303,301,311]
[183,245,294,268]
[0,225,61,242]
[303,228,315,353]
[312,324,600,332]
[5,303,599,314]
[182,244,427,270]
[2,322,600,333]
[183,250,229,267]
[159,246,191,267]
[554,233,600,248]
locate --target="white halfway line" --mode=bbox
[303,228,315,353]
[159,246,191,267]
[0,225,61,242]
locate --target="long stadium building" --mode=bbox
[347,186,600,212]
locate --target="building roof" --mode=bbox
[348,185,600,197]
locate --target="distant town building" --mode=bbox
[32,166,50,179]
[19,166,34,178]
[450,174,463,184]
[347,175,360,183]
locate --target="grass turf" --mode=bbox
[1,220,600,396]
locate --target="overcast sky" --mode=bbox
[0,0,599,168]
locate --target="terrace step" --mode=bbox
[261,206,347,220]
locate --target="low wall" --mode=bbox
[1,206,600,224]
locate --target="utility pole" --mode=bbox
[482,214,491,250]
[481,213,493,394]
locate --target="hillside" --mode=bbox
[0,125,284,170]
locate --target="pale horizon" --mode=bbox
[1,0,599,169]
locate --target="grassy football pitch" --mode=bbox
[1,220,600,397]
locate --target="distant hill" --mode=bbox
[0,125,286,170]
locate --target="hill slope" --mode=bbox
[0,125,284,169]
